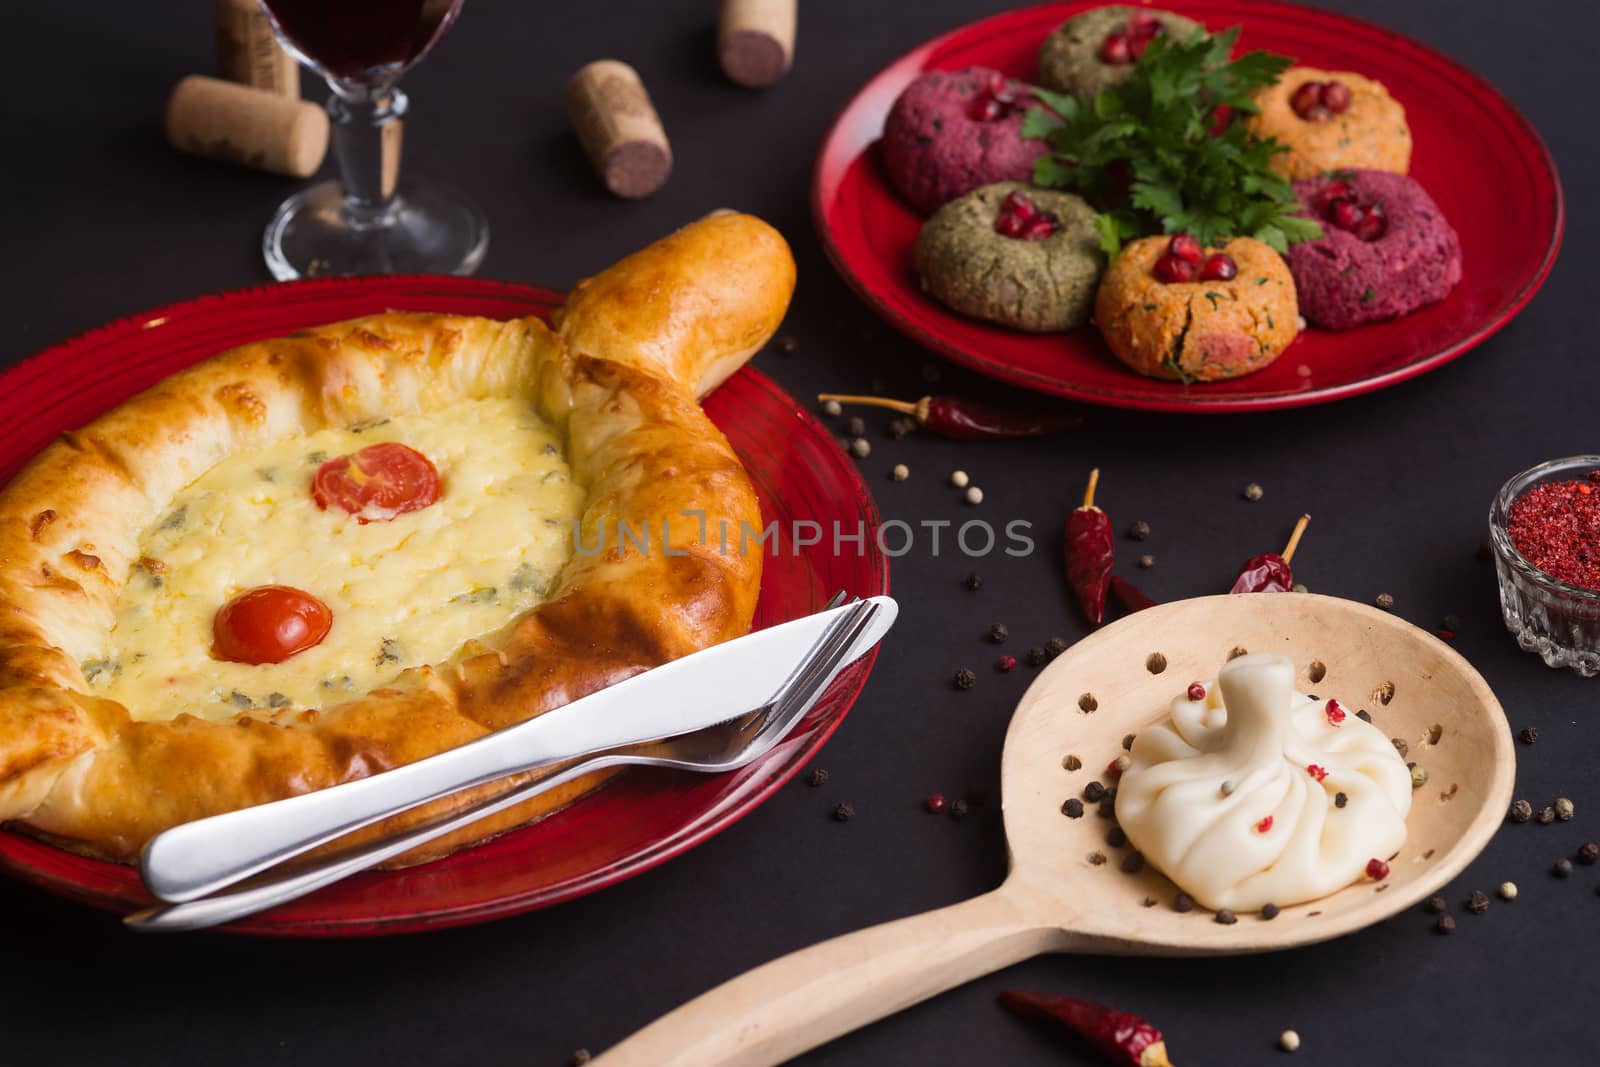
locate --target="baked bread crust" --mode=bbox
[0,212,795,865]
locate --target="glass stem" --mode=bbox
[326,80,407,228]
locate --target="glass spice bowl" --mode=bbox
[1489,455,1600,677]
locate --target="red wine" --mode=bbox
[263,0,462,82]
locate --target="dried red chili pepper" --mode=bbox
[816,393,1081,440]
[1228,513,1310,594]
[1110,575,1158,614]
[1065,468,1114,625]
[1000,990,1175,1066]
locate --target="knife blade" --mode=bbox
[141,596,897,905]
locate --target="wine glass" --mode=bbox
[257,0,488,280]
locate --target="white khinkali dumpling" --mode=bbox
[1115,652,1412,911]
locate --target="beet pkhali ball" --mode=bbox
[915,182,1104,332]
[1287,170,1461,330]
[1246,67,1411,180]
[1095,235,1299,381]
[882,67,1047,215]
[1037,6,1204,97]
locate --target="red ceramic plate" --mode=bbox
[812,0,1564,411]
[0,277,888,936]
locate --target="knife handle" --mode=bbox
[138,704,594,904]
[592,883,1068,1067]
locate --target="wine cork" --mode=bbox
[717,0,795,89]
[381,119,403,199]
[566,60,672,199]
[214,0,300,98]
[165,75,328,177]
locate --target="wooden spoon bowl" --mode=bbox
[597,594,1514,1065]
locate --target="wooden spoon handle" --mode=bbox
[593,886,1062,1067]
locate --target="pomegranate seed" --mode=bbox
[1307,764,1328,782]
[967,95,1005,122]
[983,70,1008,97]
[1255,815,1274,834]
[1330,197,1364,231]
[1167,233,1203,263]
[1152,254,1197,284]
[1199,253,1238,282]
[1207,104,1233,136]
[1187,682,1206,701]
[1128,34,1153,60]
[1289,81,1325,118]
[995,212,1026,238]
[1366,858,1390,881]
[1002,190,1036,220]
[1127,11,1161,38]
[1320,80,1353,114]
[1353,202,1388,242]
[1312,180,1354,212]
[1099,33,1132,64]
[1325,699,1347,726]
[1022,215,1058,240]
[925,792,947,814]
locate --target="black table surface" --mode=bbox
[2,1,1593,1064]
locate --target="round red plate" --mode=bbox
[0,276,888,936]
[812,0,1564,411]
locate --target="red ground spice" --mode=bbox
[1507,474,1600,590]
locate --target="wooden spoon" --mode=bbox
[595,593,1514,1066]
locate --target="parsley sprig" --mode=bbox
[1022,27,1322,255]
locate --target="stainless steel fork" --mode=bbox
[126,596,888,931]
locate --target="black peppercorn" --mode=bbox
[776,335,798,356]
[1083,781,1107,803]
[1442,614,1462,631]
[1107,826,1127,848]
[1258,903,1279,920]
[1119,851,1145,874]
[808,768,829,787]
[1063,754,1082,771]
[1121,733,1135,751]
[1435,915,1456,935]
[1424,896,1447,914]
[1173,893,1195,913]
[889,417,915,439]
[988,623,1009,643]
[1088,851,1107,866]
[1098,797,1117,819]
[846,416,866,437]
[1518,727,1538,745]
[832,802,854,822]
[1537,805,1556,825]
[953,668,976,690]
[1026,646,1049,666]
[962,572,983,591]
[1356,710,1373,723]
[1578,842,1599,866]
[1214,909,1238,925]
[1465,891,1489,914]
[949,799,969,819]
[1061,798,1085,819]
[1508,799,1533,823]
[1127,520,1151,541]
[1375,592,1395,610]
[1044,637,1067,658]
[571,1049,593,1066]
[1334,792,1349,809]
[1553,858,1573,878]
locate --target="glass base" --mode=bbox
[262,175,488,280]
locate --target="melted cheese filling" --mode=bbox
[87,398,584,722]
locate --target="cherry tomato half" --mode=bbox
[312,442,440,523]
[213,585,333,665]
